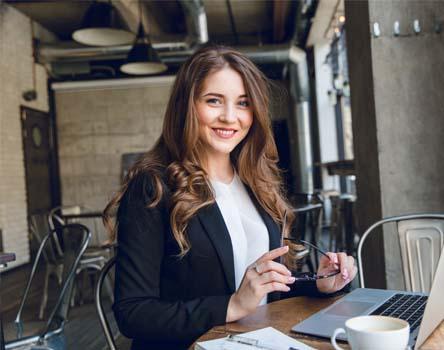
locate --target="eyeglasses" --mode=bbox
[283,237,341,281]
[281,211,340,281]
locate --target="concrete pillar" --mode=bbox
[345,0,444,289]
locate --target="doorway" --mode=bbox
[21,107,60,254]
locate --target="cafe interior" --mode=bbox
[0,0,443,349]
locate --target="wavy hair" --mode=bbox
[104,45,294,256]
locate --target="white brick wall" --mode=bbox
[53,77,174,231]
[0,4,49,269]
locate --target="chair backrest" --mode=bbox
[357,213,444,293]
[95,256,117,350]
[15,224,91,341]
[291,201,324,243]
[30,213,63,263]
[49,205,107,248]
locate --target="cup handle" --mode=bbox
[331,328,346,350]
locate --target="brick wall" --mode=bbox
[0,4,50,268]
[53,77,174,233]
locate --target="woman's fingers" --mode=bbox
[259,271,295,286]
[335,253,355,281]
[255,246,289,264]
[263,281,291,293]
[254,260,291,276]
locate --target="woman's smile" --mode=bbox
[212,128,237,139]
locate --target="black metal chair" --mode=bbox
[95,256,117,350]
[289,193,324,271]
[29,213,64,319]
[49,206,114,305]
[5,224,90,350]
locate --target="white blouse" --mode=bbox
[210,174,269,305]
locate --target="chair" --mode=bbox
[48,206,114,305]
[357,213,444,293]
[329,193,357,254]
[289,193,324,271]
[29,214,64,320]
[5,224,90,350]
[95,256,117,350]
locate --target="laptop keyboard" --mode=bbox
[370,293,428,332]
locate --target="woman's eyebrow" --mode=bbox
[201,93,248,98]
[202,92,224,97]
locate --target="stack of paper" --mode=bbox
[195,327,315,350]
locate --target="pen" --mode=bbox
[226,334,300,350]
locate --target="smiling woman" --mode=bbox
[102,45,356,350]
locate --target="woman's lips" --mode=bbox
[212,128,237,139]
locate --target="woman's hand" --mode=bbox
[316,252,357,294]
[226,246,295,322]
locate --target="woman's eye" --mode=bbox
[238,100,250,107]
[207,98,221,104]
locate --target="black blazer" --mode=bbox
[114,173,325,350]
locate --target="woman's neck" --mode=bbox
[205,153,234,184]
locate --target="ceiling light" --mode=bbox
[73,0,134,47]
[120,2,167,76]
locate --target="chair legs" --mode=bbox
[39,264,63,319]
[39,267,50,319]
[71,260,111,306]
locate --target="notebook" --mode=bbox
[195,326,314,350]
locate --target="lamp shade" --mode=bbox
[120,24,167,75]
[73,1,134,46]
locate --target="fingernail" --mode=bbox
[342,270,349,280]
[286,269,292,276]
[346,278,351,283]
[288,276,296,283]
[285,286,291,292]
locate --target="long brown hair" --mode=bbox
[104,45,294,256]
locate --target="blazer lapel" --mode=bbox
[197,203,236,293]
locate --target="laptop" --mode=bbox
[292,250,444,349]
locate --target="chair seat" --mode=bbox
[83,246,111,258]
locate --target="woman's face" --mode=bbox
[195,67,253,160]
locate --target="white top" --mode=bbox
[210,174,269,305]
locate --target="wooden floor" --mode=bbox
[0,263,131,350]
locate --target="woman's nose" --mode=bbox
[220,104,236,122]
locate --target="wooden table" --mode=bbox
[196,296,444,349]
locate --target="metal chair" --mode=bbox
[5,224,90,350]
[29,214,64,320]
[48,206,114,305]
[329,193,357,254]
[289,193,324,271]
[95,256,117,350]
[357,213,444,293]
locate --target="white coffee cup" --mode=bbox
[331,315,410,350]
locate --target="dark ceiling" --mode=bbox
[6,0,299,46]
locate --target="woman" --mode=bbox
[104,45,357,349]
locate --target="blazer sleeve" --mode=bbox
[113,176,231,345]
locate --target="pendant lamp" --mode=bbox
[120,1,167,75]
[73,0,134,47]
